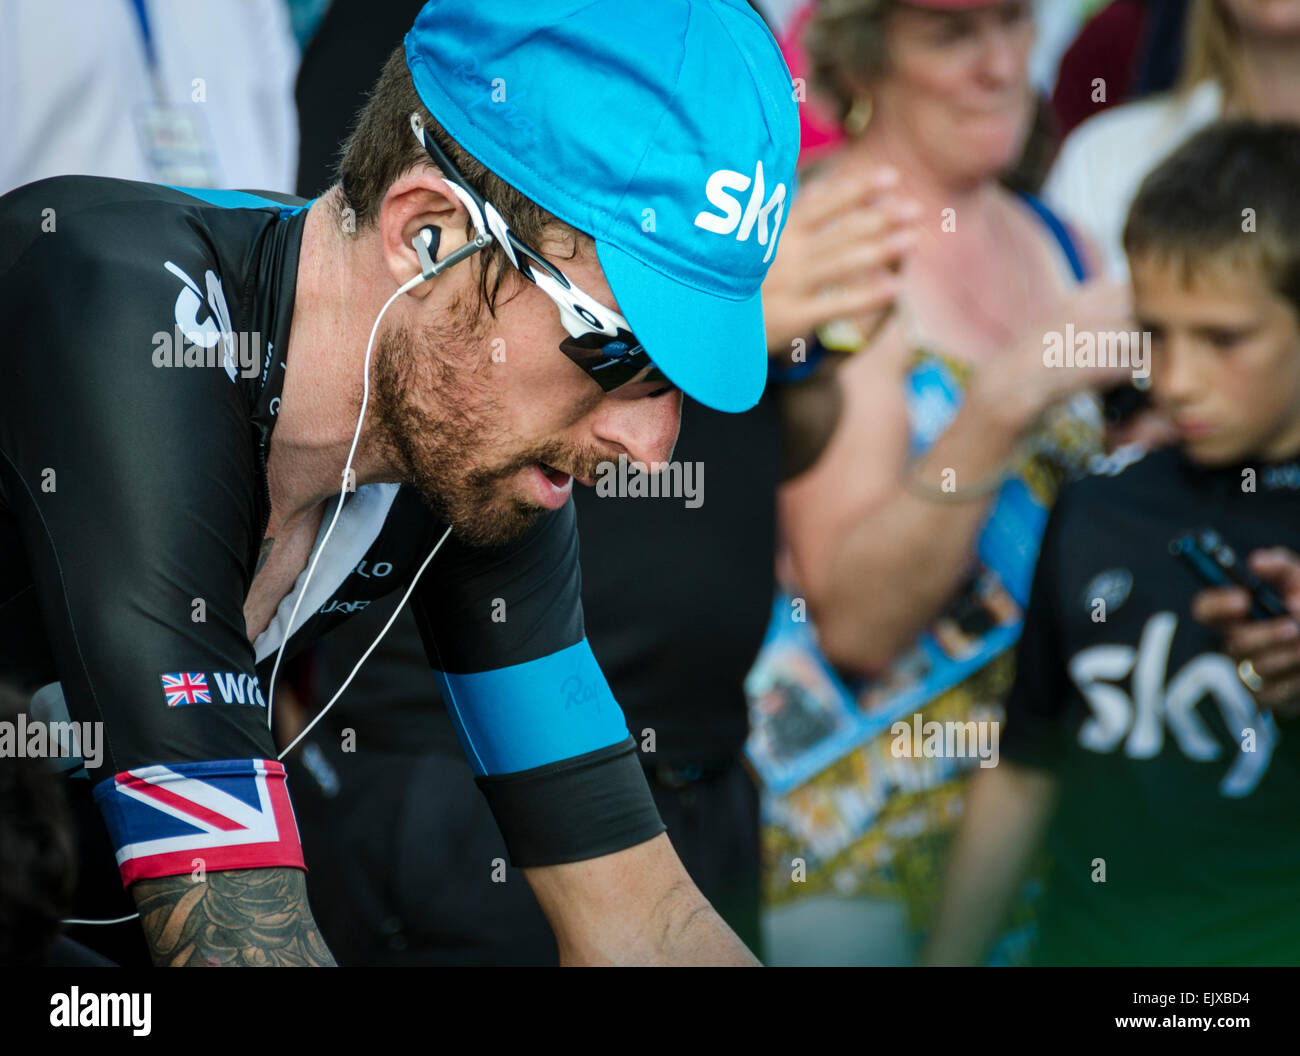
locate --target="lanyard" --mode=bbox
[127,0,167,102]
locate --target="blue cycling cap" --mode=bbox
[404,0,799,412]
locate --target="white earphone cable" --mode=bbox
[61,913,143,927]
[276,522,451,761]
[264,271,426,732]
[62,271,434,931]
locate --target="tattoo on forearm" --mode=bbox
[255,538,275,576]
[133,867,336,967]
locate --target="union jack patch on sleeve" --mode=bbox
[93,758,305,886]
[160,672,210,706]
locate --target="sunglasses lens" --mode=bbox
[560,330,667,392]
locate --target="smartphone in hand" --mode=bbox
[1169,527,1289,621]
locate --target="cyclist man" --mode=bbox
[0,1,797,966]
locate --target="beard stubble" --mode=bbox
[368,307,604,548]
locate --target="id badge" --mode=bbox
[134,102,221,186]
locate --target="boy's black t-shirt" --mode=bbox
[1002,444,1300,966]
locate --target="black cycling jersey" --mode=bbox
[1002,443,1300,965]
[0,175,664,888]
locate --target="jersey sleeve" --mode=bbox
[410,499,666,867]
[999,490,1073,772]
[0,180,302,886]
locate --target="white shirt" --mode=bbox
[0,0,300,195]
[1043,80,1224,280]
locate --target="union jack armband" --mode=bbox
[93,758,305,887]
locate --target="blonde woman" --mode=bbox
[1046,0,1300,278]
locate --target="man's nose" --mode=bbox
[592,389,683,466]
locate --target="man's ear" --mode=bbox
[377,171,472,298]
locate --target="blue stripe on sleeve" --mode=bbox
[165,186,308,219]
[433,639,630,776]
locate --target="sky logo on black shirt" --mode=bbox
[1068,612,1277,797]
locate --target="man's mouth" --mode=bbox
[539,460,600,488]
[538,462,574,488]
[524,462,575,510]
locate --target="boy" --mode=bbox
[923,121,1300,966]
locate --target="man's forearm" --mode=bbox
[555,886,759,966]
[662,902,761,966]
[524,833,761,966]
[132,866,336,966]
[607,878,759,967]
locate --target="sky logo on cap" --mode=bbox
[693,161,788,264]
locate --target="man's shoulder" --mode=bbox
[0,177,276,479]
[1,178,277,389]
[0,176,299,283]
[2,178,212,315]
[3,175,189,252]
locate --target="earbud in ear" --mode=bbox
[413,225,441,279]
